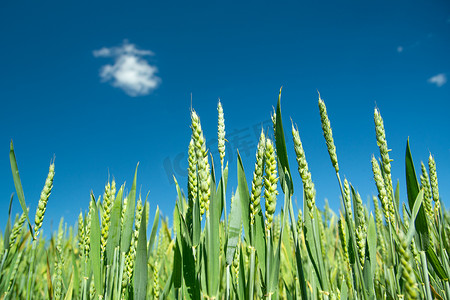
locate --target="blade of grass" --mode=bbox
[405,138,429,251]
[182,231,200,300]
[172,237,182,291]
[89,193,102,296]
[237,151,250,244]
[147,206,160,260]
[238,243,247,300]
[3,194,13,251]
[133,201,148,300]
[64,273,74,300]
[106,185,123,266]
[274,87,293,196]
[226,185,242,266]
[9,141,33,237]
[206,184,220,297]
[46,253,53,300]
[248,246,256,300]
[120,164,138,254]
[269,210,285,296]
[71,250,79,299]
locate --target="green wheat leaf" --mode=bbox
[120,163,138,254]
[226,185,242,266]
[106,185,123,265]
[133,201,148,300]
[90,193,102,296]
[9,141,34,237]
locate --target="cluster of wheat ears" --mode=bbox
[1,89,449,300]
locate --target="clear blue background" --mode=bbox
[1,0,449,234]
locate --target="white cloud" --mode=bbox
[93,47,112,57]
[427,73,447,87]
[93,41,160,97]
[396,46,403,53]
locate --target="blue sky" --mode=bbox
[1,0,449,234]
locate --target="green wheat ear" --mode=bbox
[296,209,303,236]
[77,212,85,256]
[9,208,28,248]
[264,138,278,231]
[54,218,64,300]
[217,99,226,167]
[373,195,387,260]
[420,162,433,221]
[428,154,441,217]
[343,178,353,223]
[292,123,316,218]
[191,109,211,217]
[374,108,394,203]
[371,155,392,225]
[34,161,55,239]
[354,191,366,270]
[84,200,93,261]
[420,162,436,249]
[121,195,128,227]
[134,197,144,245]
[188,139,198,204]
[5,251,22,296]
[338,213,353,293]
[398,232,418,299]
[89,279,96,299]
[250,129,265,225]
[232,240,240,286]
[145,200,150,228]
[318,94,339,173]
[101,180,114,262]
[123,197,145,294]
[153,260,160,298]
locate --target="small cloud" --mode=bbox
[427,73,447,87]
[93,47,112,57]
[93,41,160,97]
[396,46,403,53]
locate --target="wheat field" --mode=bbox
[1,90,449,300]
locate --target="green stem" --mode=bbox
[226,265,230,300]
[387,223,401,294]
[311,215,327,291]
[336,173,345,202]
[104,265,111,300]
[26,240,37,300]
[249,246,256,300]
[82,276,88,300]
[437,216,450,300]
[387,222,395,266]
[266,229,271,299]
[420,251,432,300]
[287,195,307,300]
[221,166,227,228]
[105,247,119,300]
[115,252,125,300]
[336,172,369,300]
[222,165,230,300]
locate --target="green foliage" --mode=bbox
[3,90,450,300]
